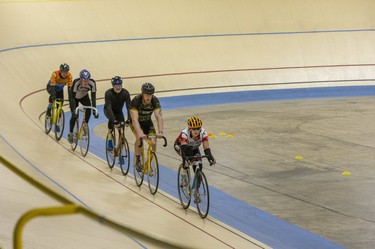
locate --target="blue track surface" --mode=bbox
[65,86,375,249]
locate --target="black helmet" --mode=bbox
[111,76,123,85]
[141,82,155,94]
[60,63,70,72]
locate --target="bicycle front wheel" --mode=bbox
[133,154,144,187]
[80,123,90,157]
[54,109,65,141]
[177,164,191,209]
[105,132,115,168]
[147,152,159,195]
[195,170,210,219]
[71,120,79,151]
[44,109,52,134]
[119,138,130,176]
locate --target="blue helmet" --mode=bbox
[111,76,123,85]
[60,63,70,72]
[79,69,91,80]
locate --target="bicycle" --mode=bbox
[44,98,65,141]
[134,136,167,195]
[177,155,211,218]
[70,106,98,157]
[105,122,131,176]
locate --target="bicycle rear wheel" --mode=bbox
[177,164,191,209]
[195,170,210,218]
[133,154,144,187]
[147,152,159,195]
[71,120,78,151]
[44,108,52,134]
[119,137,130,176]
[105,132,115,168]
[80,123,90,157]
[54,109,65,141]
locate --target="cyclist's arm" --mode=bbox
[90,80,97,108]
[125,90,131,122]
[67,73,73,89]
[104,91,116,121]
[130,109,144,138]
[68,87,76,113]
[91,91,97,108]
[49,71,57,86]
[154,108,164,135]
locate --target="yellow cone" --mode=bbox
[342,171,351,176]
[219,132,226,136]
[294,155,304,160]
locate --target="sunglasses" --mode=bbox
[191,128,201,131]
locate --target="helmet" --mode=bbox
[187,116,202,129]
[141,82,155,94]
[60,63,70,72]
[79,69,91,80]
[111,76,123,85]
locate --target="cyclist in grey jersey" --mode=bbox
[67,69,98,143]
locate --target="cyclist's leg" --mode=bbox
[133,120,148,171]
[69,98,79,133]
[54,91,64,132]
[145,121,157,151]
[81,96,92,123]
[46,83,54,116]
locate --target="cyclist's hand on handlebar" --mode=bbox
[93,111,99,119]
[113,120,121,128]
[183,157,190,168]
[125,120,131,127]
[208,158,216,166]
[50,95,56,102]
[207,155,216,166]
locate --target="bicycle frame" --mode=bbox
[105,122,130,176]
[139,136,167,173]
[51,99,63,125]
[45,98,65,141]
[134,135,167,195]
[74,106,97,138]
[72,106,97,156]
[177,154,210,218]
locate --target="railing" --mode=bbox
[0,156,188,249]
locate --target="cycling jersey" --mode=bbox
[175,127,208,150]
[48,70,73,92]
[71,78,96,100]
[129,94,161,122]
[104,88,131,122]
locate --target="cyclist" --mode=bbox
[174,116,216,187]
[104,76,131,155]
[46,63,73,131]
[67,69,99,144]
[130,82,164,172]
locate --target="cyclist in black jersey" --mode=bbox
[130,82,164,171]
[67,69,98,144]
[104,76,131,150]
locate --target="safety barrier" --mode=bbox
[0,156,189,249]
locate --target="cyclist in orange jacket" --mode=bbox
[45,63,73,132]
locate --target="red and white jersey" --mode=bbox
[175,127,209,150]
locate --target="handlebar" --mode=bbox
[138,135,167,148]
[75,106,98,115]
[186,155,209,160]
